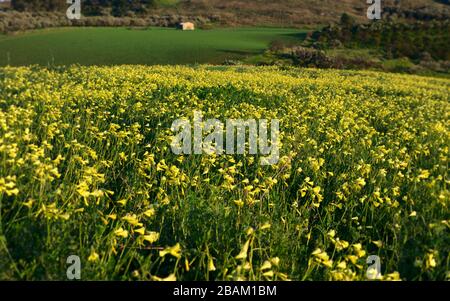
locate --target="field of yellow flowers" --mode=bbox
[0,65,448,280]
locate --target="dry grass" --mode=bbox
[163,0,449,26]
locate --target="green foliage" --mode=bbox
[340,13,356,28]
[11,0,158,14]
[11,0,65,11]
[313,18,450,61]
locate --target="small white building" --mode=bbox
[177,22,195,31]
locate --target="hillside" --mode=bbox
[5,0,450,26]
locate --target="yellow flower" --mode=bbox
[134,227,146,235]
[185,258,190,272]
[122,214,143,227]
[418,169,430,180]
[276,272,290,281]
[312,186,321,195]
[107,214,117,220]
[23,199,34,209]
[143,208,156,218]
[152,273,177,281]
[235,239,250,260]
[88,250,100,262]
[346,255,358,264]
[242,261,251,270]
[0,177,19,196]
[159,243,182,258]
[352,243,366,258]
[355,177,366,187]
[425,253,437,269]
[372,240,383,248]
[337,261,347,269]
[114,227,129,238]
[234,199,244,207]
[117,199,127,206]
[384,271,401,281]
[260,222,271,231]
[59,213,70,221]
[143,232,160,244]
[260,260,272,271]
[270,257,280,266]
[311,248,333,268]
[119,152,127,161]
[334,239,349,251]
[208,258,216,272]
[246,227,254,236]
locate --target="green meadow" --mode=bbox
[0,27,306,66]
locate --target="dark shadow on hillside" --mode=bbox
[217,49,262,56]
[280,32,309,41]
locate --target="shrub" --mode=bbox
[279,46,334,68]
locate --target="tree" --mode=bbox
[84,0,104,16]
[11,0,64,11]
[340,13,356,28]
[112,0,129,17]
[11,0,29,11]
[10,0,158,13]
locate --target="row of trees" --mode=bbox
[312,14,450,60]
[10,0,158,16]
[11,0,66,11]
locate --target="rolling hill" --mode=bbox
[170,0,450,25]
[4,0,450,27]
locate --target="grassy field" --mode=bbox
[0,65,448,280]
[0,27,306,66]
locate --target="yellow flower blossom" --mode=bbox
[159,243,182,259]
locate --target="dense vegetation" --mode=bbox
[10,0,158,16]
[0,65,448,280]
[313,15,450,61]
[248,14,449,76]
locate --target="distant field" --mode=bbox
[0,27,307,66]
